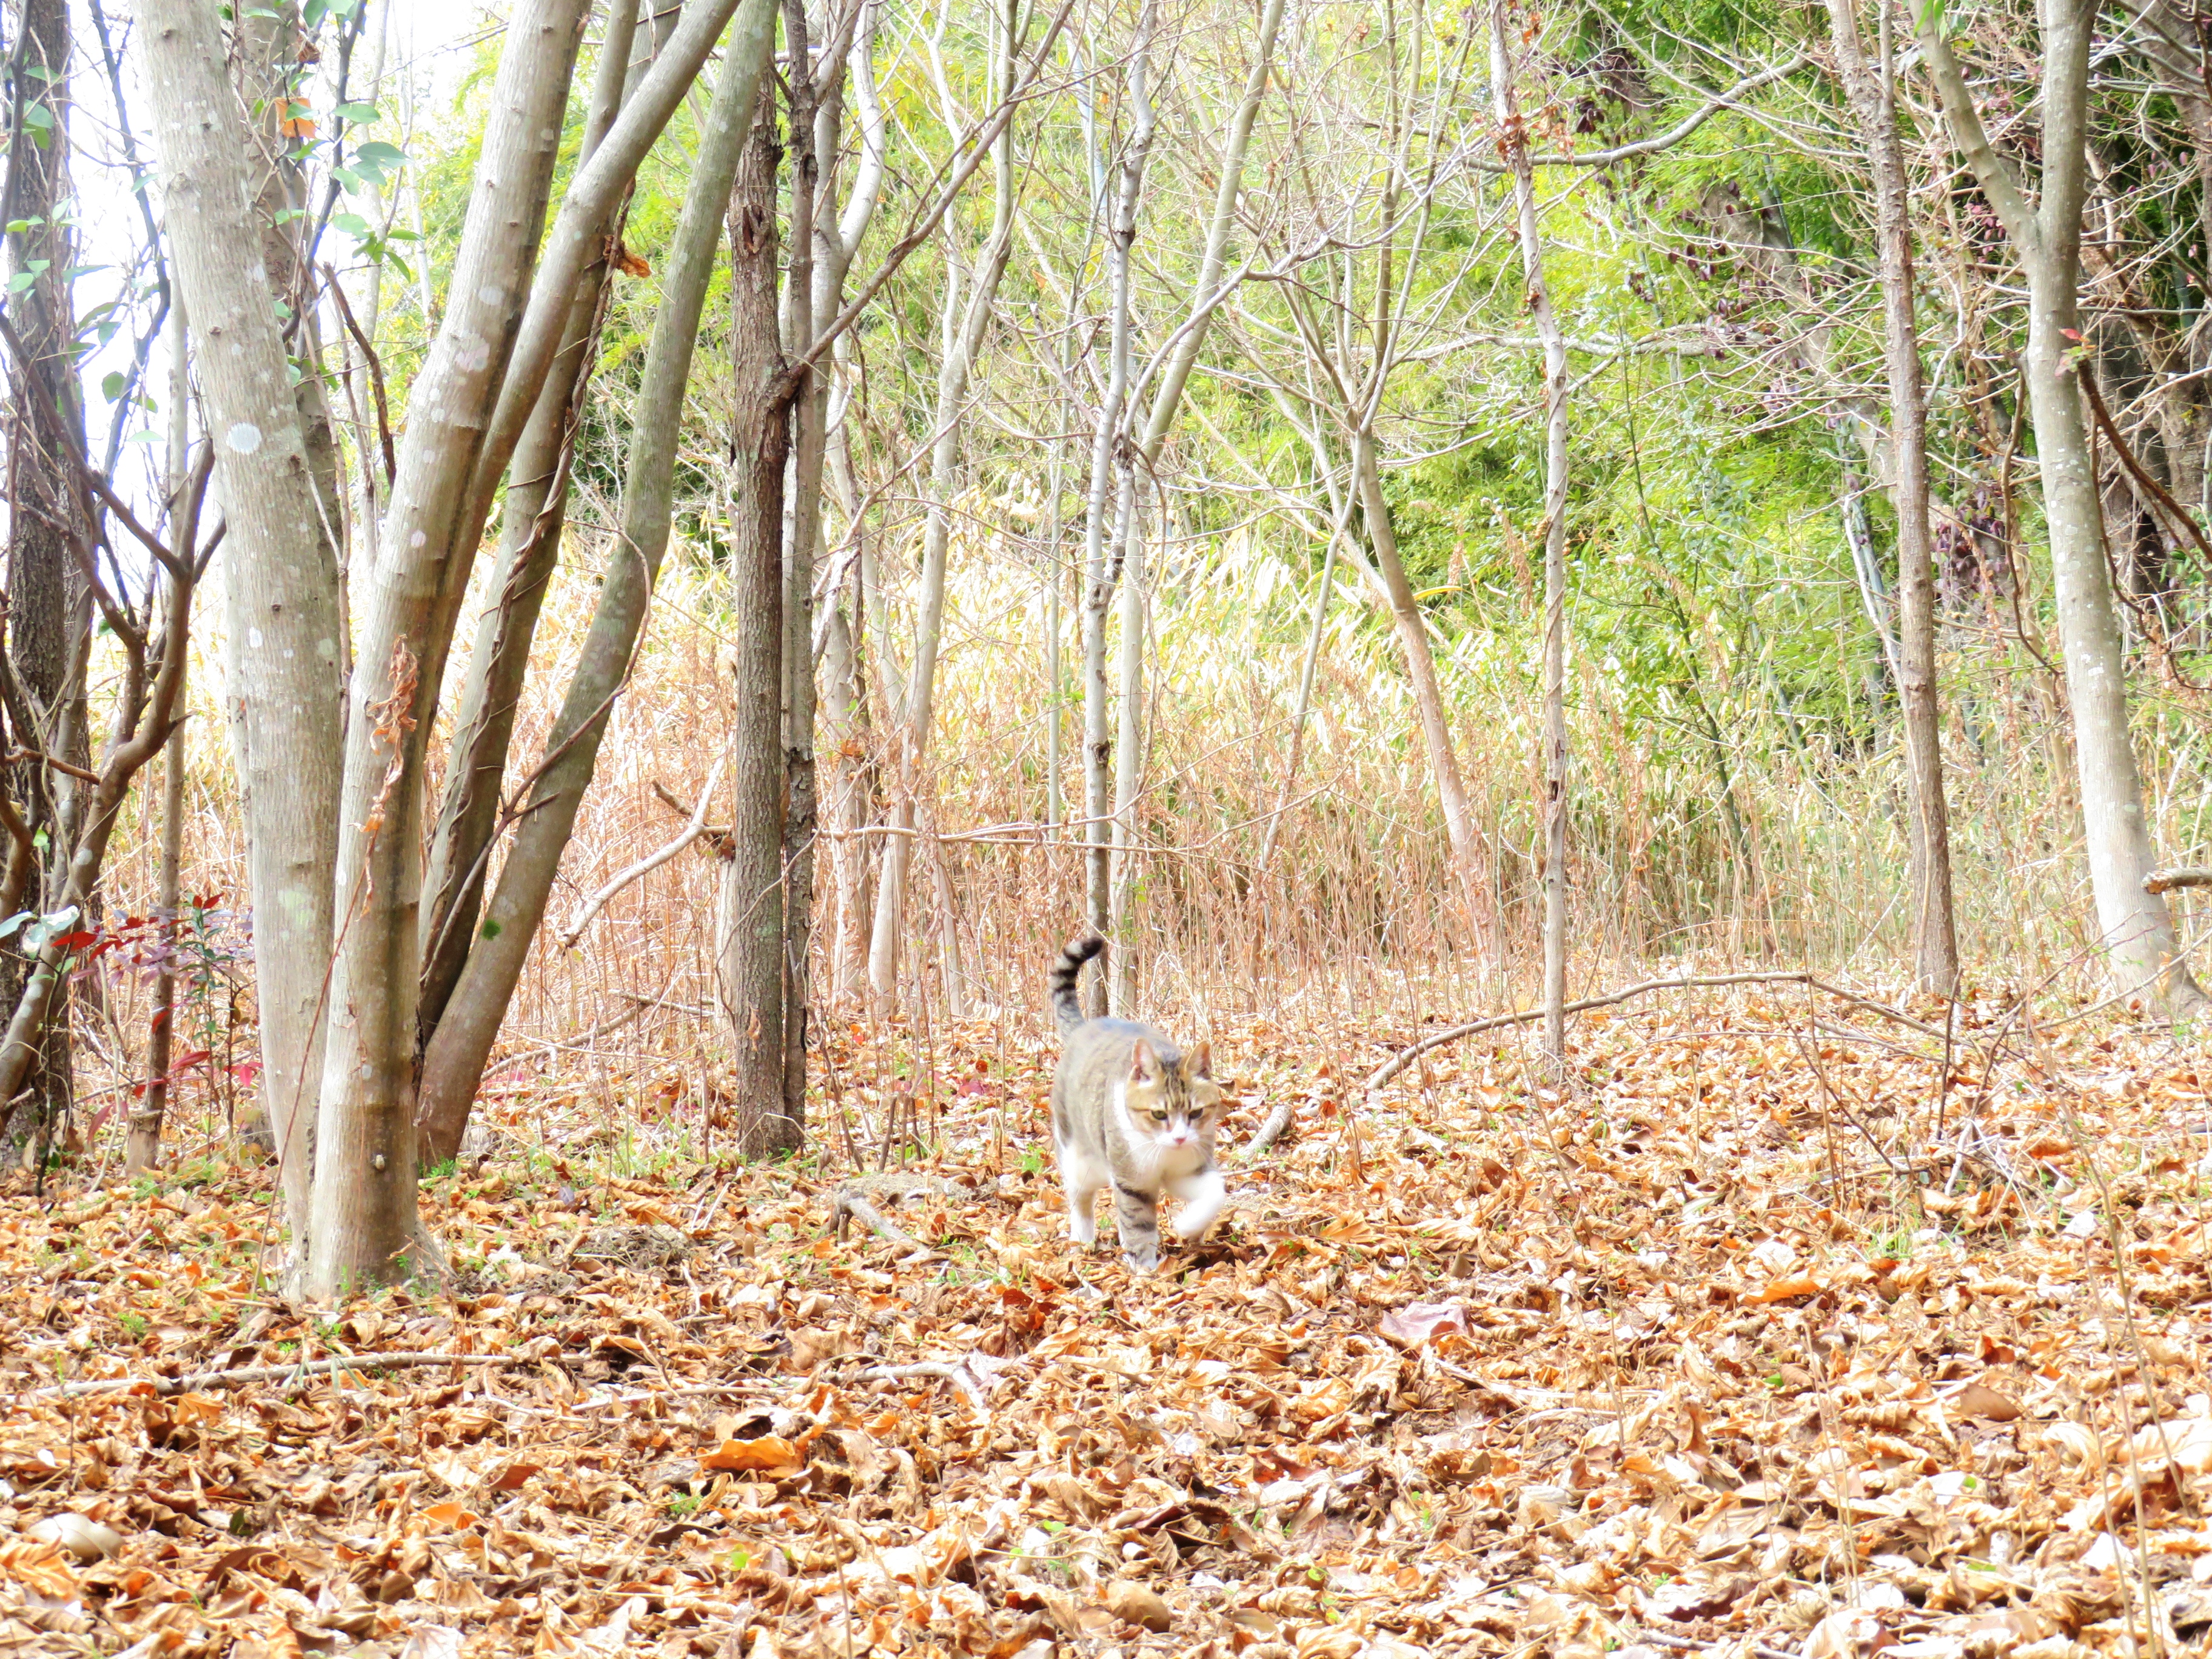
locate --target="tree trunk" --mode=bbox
[1829,0,1957,994]
[1490,0,1571,1067]
[1079,0,1157,1014]
[418,0,645,1048]
[1101,0,1283,1010]
[128,683,186,1176]
[863,0,1022,1013]
[779,0,819,1130]
[2,0,85,1154]
[1107,485,1145,1011]
[129,307,195,1178]
[139,0,346,1226]
[414,0,780,1165]
[1921,5,2204,1012]
[310,0,590,1295]
[813,13,885,1016]
[1353,430,1496,958]
[720,114,796,1156]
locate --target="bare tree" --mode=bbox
[721,112,795,1155]
[2,0,90,1150]
[1488,0,1570,1065]
[416,0,782,1165]
[1078,0,1159,1013]
[864,0,1025,1013]
[1920,1,2204,1013]
[1826,0,1956,994]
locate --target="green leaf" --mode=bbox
[273,206,305,224]
[6,272,34,293]
[333,101,380,125]
[332,211,372,237]
[354,139,405,163]
[101,370,126,402]
[21,104,53,130]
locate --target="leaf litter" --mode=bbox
[6,986,2212,1658]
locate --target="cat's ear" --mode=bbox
[1187,1041,1213,1080]
[1130,1039,1159,1081]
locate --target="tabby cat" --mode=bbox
[1047,936,1227,1271]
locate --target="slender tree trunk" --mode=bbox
[1830,0,1957,993]
[780,0,820,1131]
[1108,484,1145,1010]
[140,0,346,1228]
[1922,5,2204,1011]
[721,114,796,1156]
[864,0,1021,1011]
[128,691,186,1176]
[1,0,85,1153]
[814,15,885,1015]
[1045,421,1067,837]
[414,0,779,1164]
[1079,0,1156,1014]
[418,0,644,1047]
[1353,430,1496,957]
[1490,0,1570,1065]
[129,308,195,1178]
[1098,0,1281,1011]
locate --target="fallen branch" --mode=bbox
[857,1360,993,1414]
[1240,1095,1298,1163]
[833,1186,934,1258]
[28,1349,550,1401]
[1361,970,1942,1099]
[2145,866,2212,894]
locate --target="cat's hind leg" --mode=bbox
[1113,1181,1164,1272]
[1057,1141,1105,1247]
[1168,1164,1227,1242]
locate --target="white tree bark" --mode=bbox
[311,0,592,1295]
[138,0,344,1227]
[1920,4,2204,1012]
[865,0,1022,1011]
[1489,0,1570,1065]
[1079,1,1158,1013]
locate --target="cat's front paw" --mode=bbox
[1122,1245,1161,1273]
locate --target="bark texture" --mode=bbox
[414,0,779,1165]
[138,0,345,1224]
[1829,0,1957,994]
[1920,2,2202,1011]
[719,116,796,1157]
[311,0,589,1294]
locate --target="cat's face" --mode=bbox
[1124,1039,1222,1151]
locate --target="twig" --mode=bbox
[27,1350,549,1401]
[1639,1631,1801,1659]
[560,751,729,948]
[856,1360,991,1414]
[1241,1093,1299,1162]
[832,1186,933,1256]
[2146,866,2212,894]
[1361,970,1942,1098]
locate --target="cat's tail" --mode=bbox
[1049,934,1105,1034]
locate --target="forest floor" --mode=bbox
[5,981,2212,1659]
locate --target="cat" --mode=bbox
[1047,934,1227,1272]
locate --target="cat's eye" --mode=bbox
[1148,1109,1168,1123]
